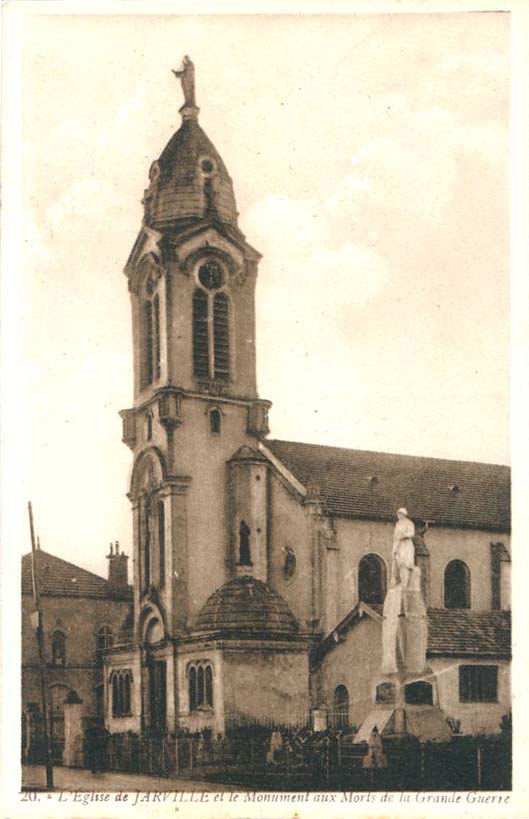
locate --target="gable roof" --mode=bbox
[266,439,510,531]
[21,550,132,601]
[312,603,511,668]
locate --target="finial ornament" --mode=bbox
[172,55,196,109]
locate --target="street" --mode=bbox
[22,764,246,792]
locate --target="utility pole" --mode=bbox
[28,502,54,789]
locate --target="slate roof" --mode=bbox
[21,550,132,601]
[266,439,510,531]
[312,603,511,668]
[194,575,299,638]
[147,119,238,229]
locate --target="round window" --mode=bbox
[198,260,224,291]
[200,158,215,174]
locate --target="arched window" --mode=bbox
[205,666,213,706]
[444,560,471,609]
[192,260,230,382]
[112,676,119,715]
[239,520,252,566]
[189,667,197,710]
[333,685,349,729]
[153,295,161,380]
[118,675,125,714]
[405,681,433,705]
[358,554,386,604]
[96,626,114,653]
[142,275,161,389]
[158,500,165,587]
[143,495,151,591]
[189,663,214,711]
[145,411,153,441]
[124,674,131,714]
[51,630,66,666]
[209,408,221,435]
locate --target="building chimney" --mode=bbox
[106,541,129,593]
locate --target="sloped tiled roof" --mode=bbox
[427,608,511,658]
[266,439,510,531]
[21,551,132,600]
[194,575,299,638]
[312,603,511,667]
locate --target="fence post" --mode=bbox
[477,742,482,788]
[175,736,179,777]
[190,738,193,774]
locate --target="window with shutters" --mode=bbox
[459,665,498,702]
[213,293,229,379]
[192,260,230,381]
[193,289,209,377]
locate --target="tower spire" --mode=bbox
[172,55,200,122]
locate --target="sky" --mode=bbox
[8,11,510,577]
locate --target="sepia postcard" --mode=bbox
[2,2,528,818]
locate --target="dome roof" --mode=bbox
[194,575,299,637]
[145,119,238,229]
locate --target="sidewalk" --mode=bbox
[23,764,245,792]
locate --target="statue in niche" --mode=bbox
[172,55,196,108]
[391,507,416,589]
[239,520,252,566]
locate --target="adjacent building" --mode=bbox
[21,545,133,758]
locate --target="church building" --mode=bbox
[104,63,511,739]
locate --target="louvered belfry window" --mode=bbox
[193,259,230,381]
[213,293,230,380]
[142,273,161,389]
[193,289,209,377]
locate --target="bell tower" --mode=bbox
[120,62,271,645]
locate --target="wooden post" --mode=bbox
[28,502,54,790]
